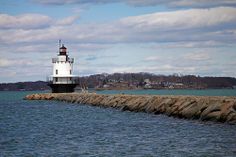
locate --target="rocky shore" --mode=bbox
[25,93,236,124]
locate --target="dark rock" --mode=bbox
[24,93,236,124]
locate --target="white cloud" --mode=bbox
[147,41,232,50]
[144,56,160,61]
[0,58,12,67]
[0,57,43,68]
[0,70,17,78]
[183,52,210,61]
[33,0,236,8]
[169,0,236,8]
[0,14,80,30]
[119,7,236,31]
[0,14,52,29]
[55,15,80,25]
[91,64,197,75]
[1,7,236,45]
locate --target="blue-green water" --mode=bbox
[0,90,236,156]
[94,89,236,96]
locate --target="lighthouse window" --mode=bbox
[70,70,72,74]
[55,78,58,82]
[56,69,58,74]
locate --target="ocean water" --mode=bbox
[95,89,236,96]
[0,90,236,157]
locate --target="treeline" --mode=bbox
[79,73,236,89]
[0,81,50,91]
[1,73,236,91]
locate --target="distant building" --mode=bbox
[144,83,152,89]
[144,79,151,84]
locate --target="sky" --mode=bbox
[0,0,236,83]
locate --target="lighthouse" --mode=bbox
[48,42,78,93]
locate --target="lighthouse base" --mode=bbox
[48,84,77,93]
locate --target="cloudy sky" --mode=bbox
[0,0,236,83]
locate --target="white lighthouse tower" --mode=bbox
[48,42,78,93]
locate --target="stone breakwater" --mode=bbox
[25,93,236,124]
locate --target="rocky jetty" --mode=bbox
[25,93,236,124]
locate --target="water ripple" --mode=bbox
[0,91,236,156]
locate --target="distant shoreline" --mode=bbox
[1,73,236,91]
[94,87,235,91]
[1,87,236,92]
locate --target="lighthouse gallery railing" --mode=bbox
[47,76,79,84]
[52,58,74,63]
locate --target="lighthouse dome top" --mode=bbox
[59,44,67,55]
[60,44,67,49]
